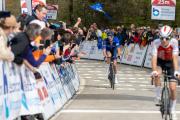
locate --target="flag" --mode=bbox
[90,3,112,20]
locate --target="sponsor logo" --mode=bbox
[153,8,159,16]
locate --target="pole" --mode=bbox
[25,0,32,15]
[0,0,5,11]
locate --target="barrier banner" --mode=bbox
[19,65,42,116]
[89,41,104,60]
[49,64,68,105]
[121,44,148,66]
[55,65,72,100]
[1,62,21,120]
[144,44,152,68]
[79,41,91,59]
[39,64,60,118]
[62,66,76,96]
[0,60,80,120]
[71,64,80,91]
[66,64,79,91]
[0,61,3,120]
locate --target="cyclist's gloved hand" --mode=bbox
[118,56,121,60]
[151,71,159,77]
[174,71,180,78]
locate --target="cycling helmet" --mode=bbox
[159,25,172,38]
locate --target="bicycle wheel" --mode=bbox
[161,87,171,120]
[111,65,115,90]
[108,64,113,88]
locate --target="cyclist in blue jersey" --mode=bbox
[103,32,121,84]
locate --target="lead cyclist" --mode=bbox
[103,32,121,84]
[151,25,180,120]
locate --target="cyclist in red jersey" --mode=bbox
[151,25,180,120]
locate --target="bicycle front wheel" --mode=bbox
[161,87,171,120]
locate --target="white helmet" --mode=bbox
[159,25,173,38]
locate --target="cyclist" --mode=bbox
[151,25,180,120]
[103,31,121,84]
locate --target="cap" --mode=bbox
[30,19,46,30]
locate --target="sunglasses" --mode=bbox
[160,36,171,41]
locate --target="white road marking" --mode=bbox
[95,88,106,90]
[116,88,136,91]
[60,109,180,114]
[81,74,91,75]
[116,84,133,87]
[83,77,92,78]
[93,80,102,82]
[118,78,127,79]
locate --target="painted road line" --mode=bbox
[60,109,180,114]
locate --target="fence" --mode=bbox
[0,61,80,120]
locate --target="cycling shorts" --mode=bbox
[157,58,177,82]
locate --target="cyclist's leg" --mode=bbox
[112,48,118,83]
[168,67,178,119]
[154,66,162,104]
[106,51,111,64]
[105,51,111,75]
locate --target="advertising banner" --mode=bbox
[19,65,42,116]
[49,64,68,105]
[151,0,176,20]
[2,62,21,120]
[121,44,148,66]
[46,5,58,20]
[55,65,73,100]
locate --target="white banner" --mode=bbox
[55,65,73,100]
[151,5,175,20]
[151,0,176,20]
[121,44,148,66]
[19,65,42,116]
[49,64,68,105]
[79,41,91,59]
[0,60,80,120]
[89,41,104,60]
[46,5,58,20]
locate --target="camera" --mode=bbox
[0,11,11,18]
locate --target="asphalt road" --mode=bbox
[50,59,180,120]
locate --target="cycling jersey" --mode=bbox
[103,36,120,60]
[152,38,179,61]
[152,38,179,81]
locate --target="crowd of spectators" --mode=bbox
[0,4,88,120]
[85,23,180,50]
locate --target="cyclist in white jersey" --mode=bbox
[151,25,180,120]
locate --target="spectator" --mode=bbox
[24,4,48,28]
[10,23,51,66]
[0,28,14,61]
